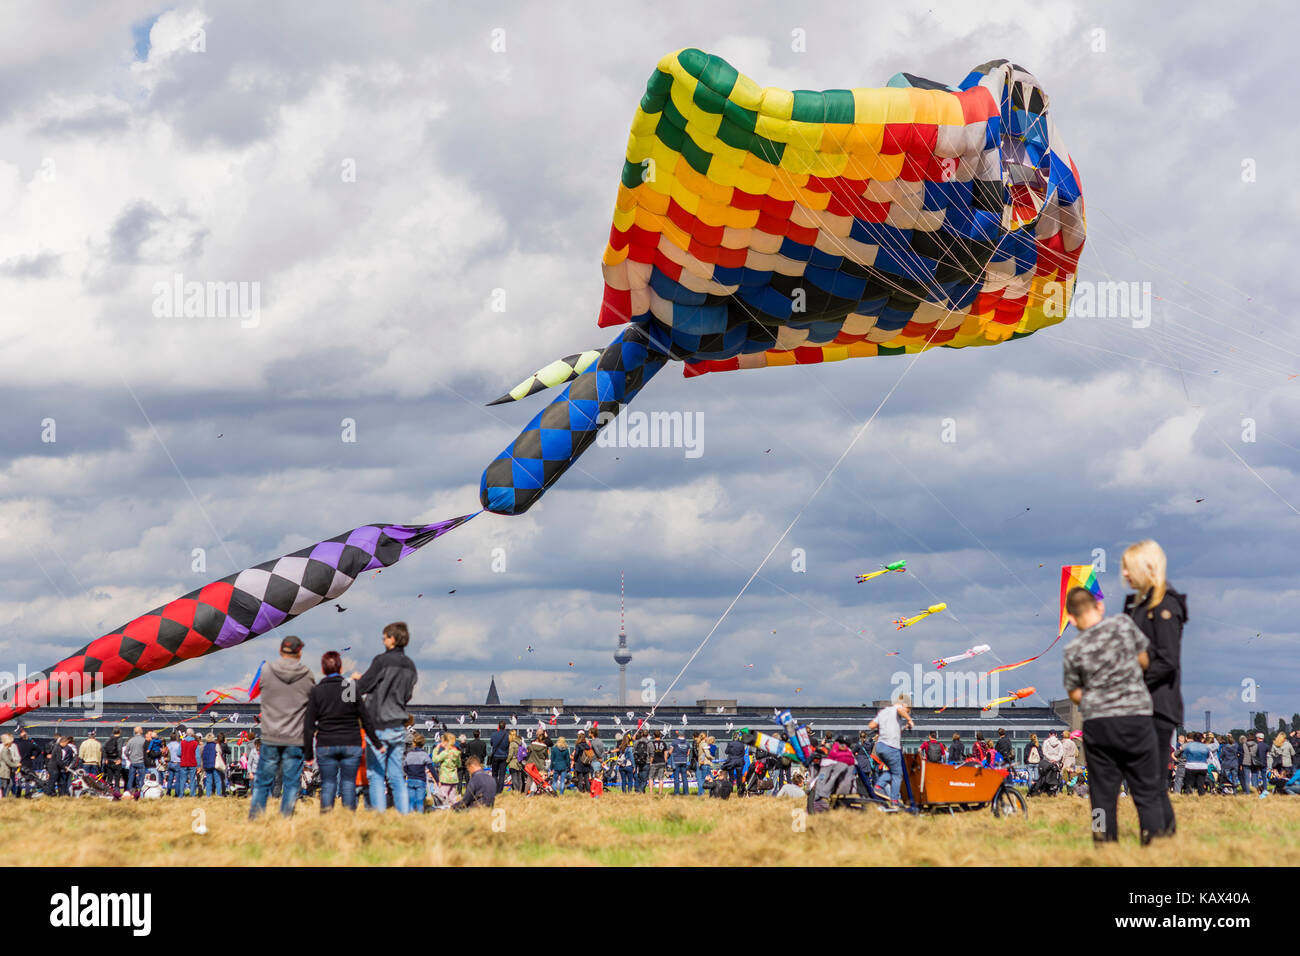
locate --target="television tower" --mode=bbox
[614,571,632,706]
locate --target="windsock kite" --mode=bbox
[983,686,1035,710]
[777,709,814,764]
[933,643,990,669]
[856,560,907,583]
[894,603,947,630]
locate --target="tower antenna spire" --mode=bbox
[614,569,632,706]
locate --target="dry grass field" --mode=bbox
[3,791,1297,867]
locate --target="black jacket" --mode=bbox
[948,741,966,763]
[463,737,488,766]
[356,648,417,729]
[303,674,379,760]
[15,737,36,769]
[1125,587,1187,724]
[723,740,746,769]
[102,735,122,761]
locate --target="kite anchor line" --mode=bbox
[646,333,944,720]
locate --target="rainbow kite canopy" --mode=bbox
[602,49,1086,373]
[481,50,1086,515]
[1059,564,1104,636]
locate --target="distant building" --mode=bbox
[485,676,501,706]
[146,695,198,712]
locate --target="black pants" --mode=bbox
[1083,716,1166,841]
[1151,716,1177,832]
[491,759,507,790]
[1182,769,1207,794]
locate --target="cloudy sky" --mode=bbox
[1,0,1295,730]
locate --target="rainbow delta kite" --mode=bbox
[986,564,1102,676]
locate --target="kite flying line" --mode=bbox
[646,339,939,717]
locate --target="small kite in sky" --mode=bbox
[893,603,947,630]
[984,687,1035,710]
[933,644,990,669]
[856,560,906,583]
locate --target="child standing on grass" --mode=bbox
[432,732,461,804]
[1062,586,1167,845]
[404,732,434,812]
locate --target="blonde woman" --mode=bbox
[550,736,571,794]
[1122,540,1185,836]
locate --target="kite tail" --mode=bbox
[479,325,670,515]
[0,513,476,724]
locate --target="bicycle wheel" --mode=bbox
[991,784,1028,818]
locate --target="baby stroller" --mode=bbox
[742,758,771,796]
[1215,769,1237,795]
[524,763,557,796]
[227,767,251,798]
[70,768,121,800]
[15,768,45,798]
[1027,761,1062,796]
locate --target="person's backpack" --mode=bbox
[924,739,943,762]
[516,743,528,763]
[634,739,649,765]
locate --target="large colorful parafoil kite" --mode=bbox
[480,51,1085,514]
[0,50,1084,723]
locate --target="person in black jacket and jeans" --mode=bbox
[489,722,510,790]
[1122,540,1185,837]
[305,650,378,811]
[462,730,487,794]
[351,621,418,814]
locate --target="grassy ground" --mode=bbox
[3,792,1296,867]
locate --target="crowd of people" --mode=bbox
[1170,729,1300,796]
[1,540,1294,835]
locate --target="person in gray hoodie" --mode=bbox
[249,635,315,819]
[124,727,148,792]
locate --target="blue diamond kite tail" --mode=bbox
[480,325,669,515]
